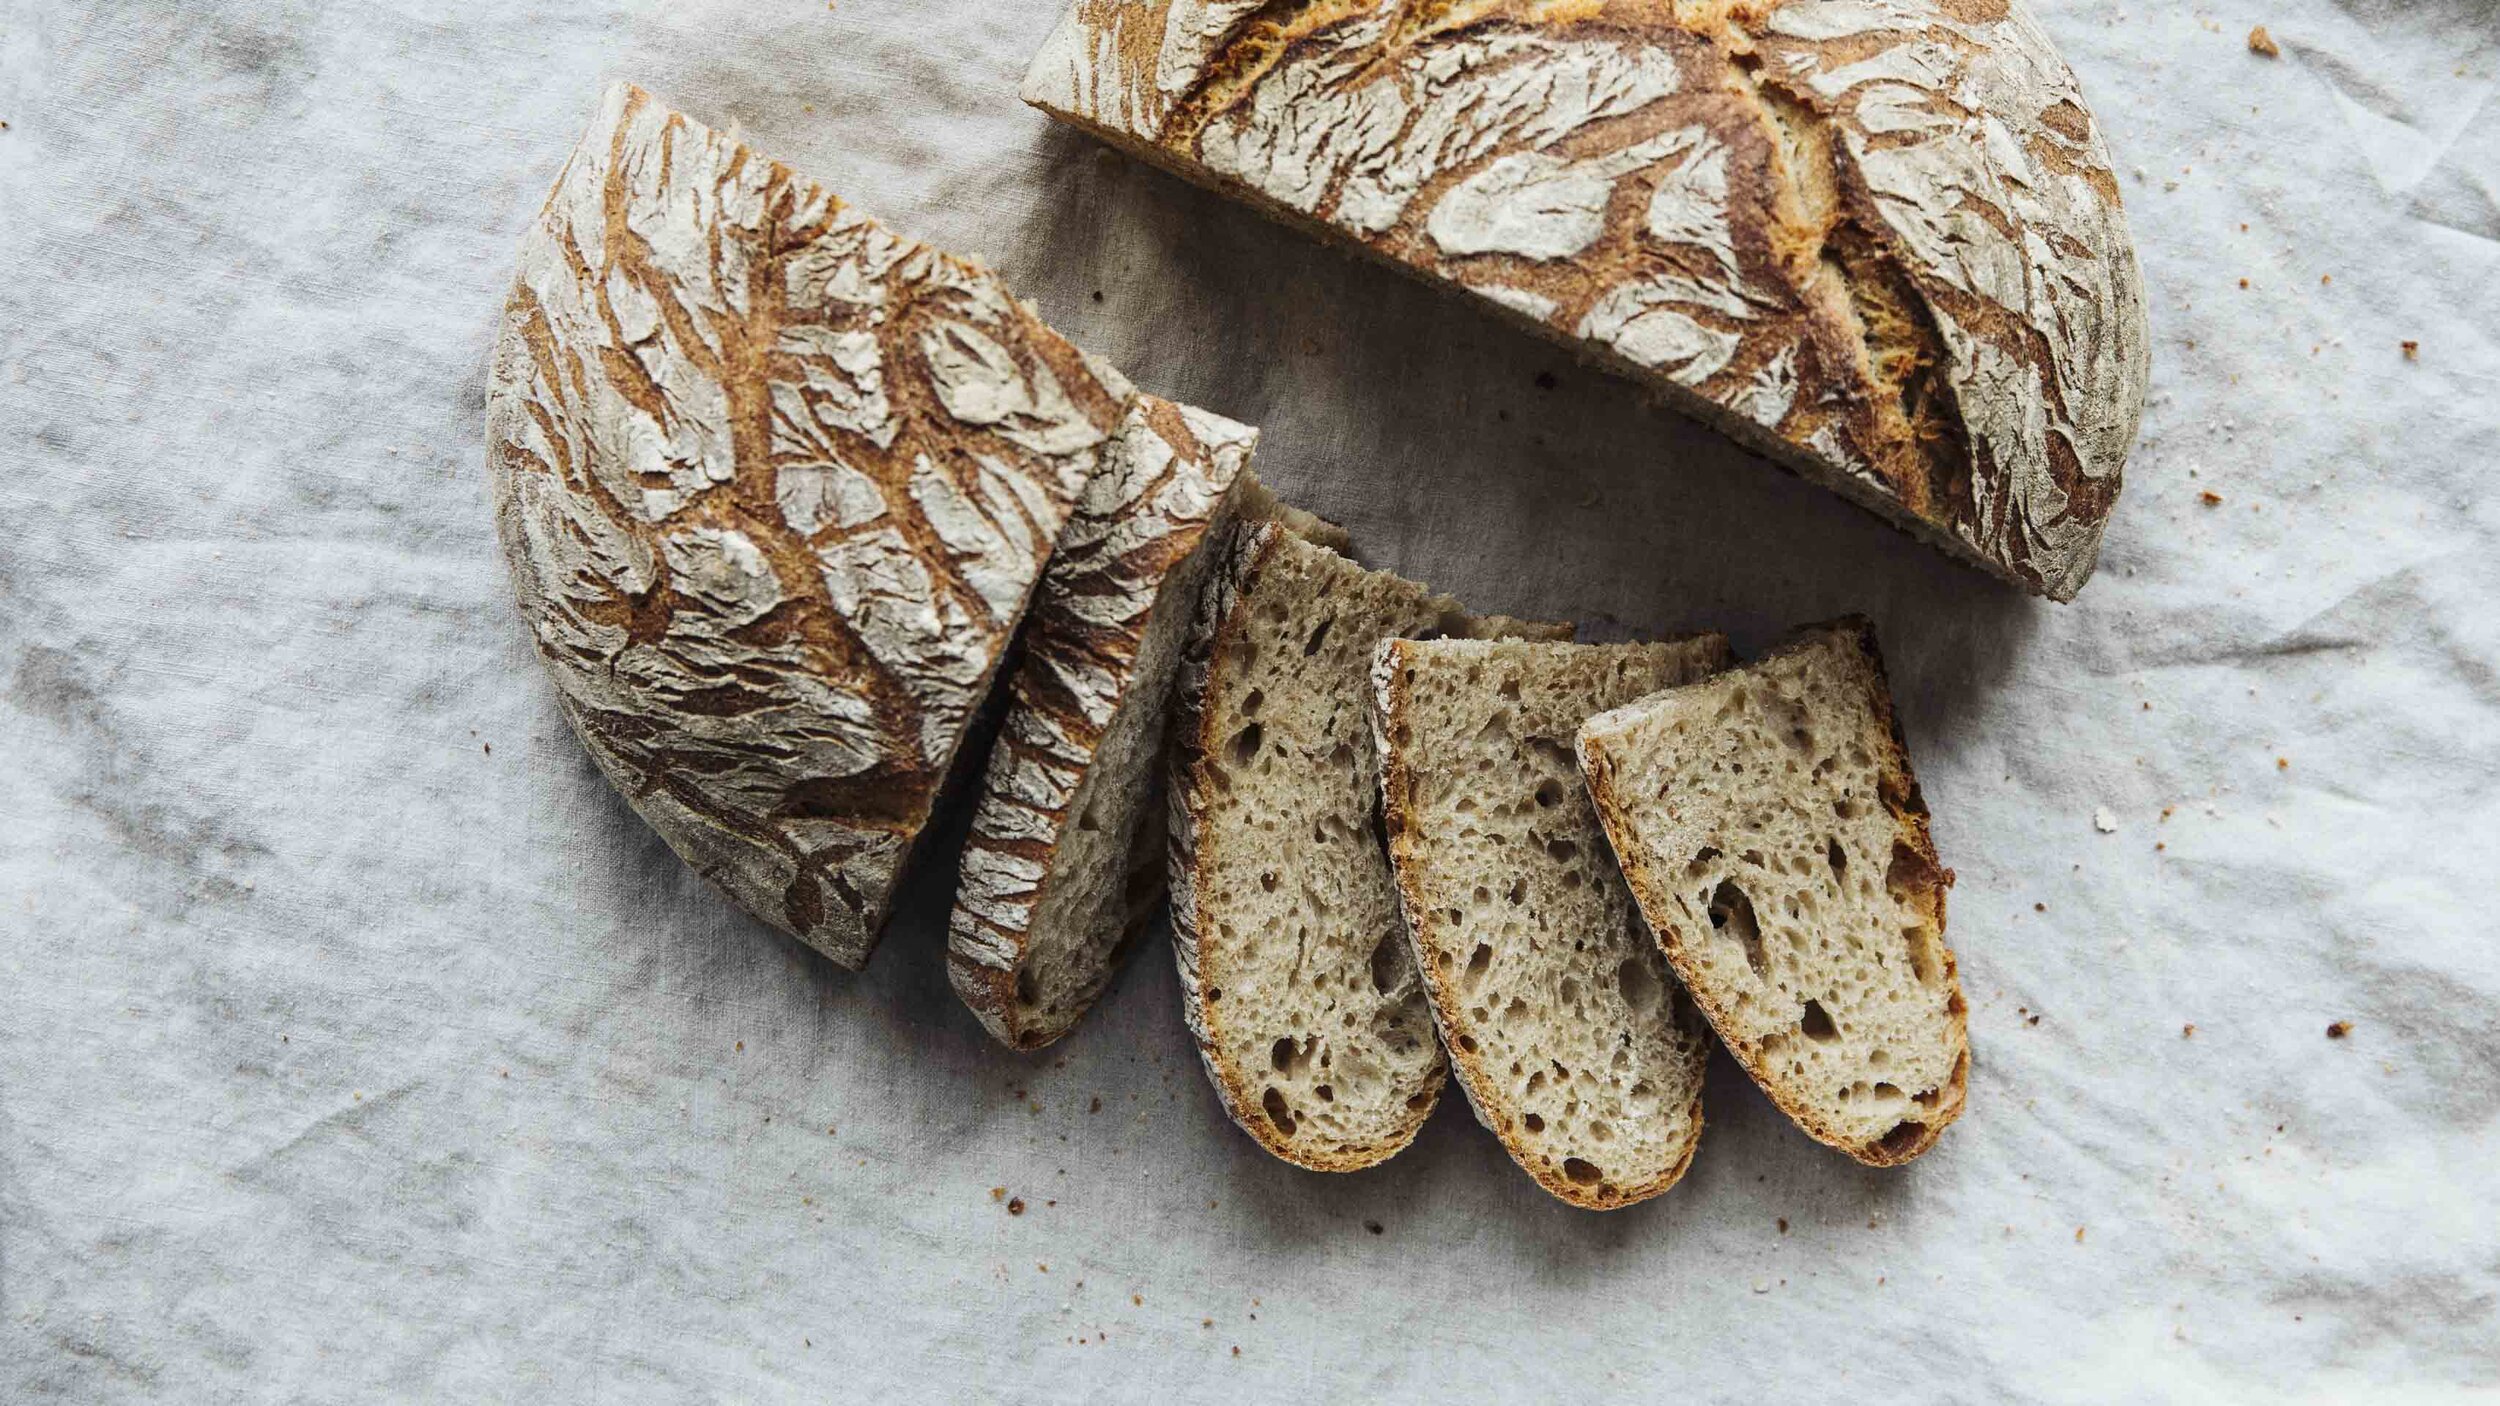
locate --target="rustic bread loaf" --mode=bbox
[1168,524,1568,1169]
[948,399,1342,1049]
[1371,636,1729,1208]
[1578,619,1969,1166]
[486,83,1140,968]
[1025,1,2149,600]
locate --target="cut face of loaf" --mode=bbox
[1578,620,1969,1166]
[1371,637,1730,1209]
[949,397,1339,1050]
[486,84,1137,968]
[1024,1,2149,600]
[1168,524,1570,1170]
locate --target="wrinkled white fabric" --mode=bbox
[1,1,2494,1400]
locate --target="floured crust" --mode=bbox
[485,83,1131,968]
[1579,617,1969,1166]
[1026,1,2150,600]
[946,399,1261,1049]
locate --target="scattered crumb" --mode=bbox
[1088,1097,1102,1113]
[2248,26,2280,57]
[2277,757,2291,771]
[2402,340,2420,361]
[2183,1024,2196,1038]
[1232,1346,1241,1357]
[1364,1220,1384,1235]
[1777,1218,1789,1234]
[2327,1021,2353,1040]
[2320,274,2331,285]
[2094,807,2119,834]
[1534,370,1558,391]
[1202,1319,1213,1329]
[2076,1227,2087,1243]
[734,1040,743,1052]
[2034,902,2046,913]
[1008,1197,1027,1216]
[2161,806,2176,821]
[2027,1014,2042,1027]
[2237,278,2250,290]
[1132,1295,1143,1306]
[1091,291,1104,303]
[482,742,492,754]
[2199,490,2225,506]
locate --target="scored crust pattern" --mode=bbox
[948,398,1258,1046]
[1026,0,2150,600]
[486,84,1130,967]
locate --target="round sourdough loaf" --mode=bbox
[486,84,1133,968]
[1025,0,2151,600]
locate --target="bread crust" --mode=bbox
[486,84,1131,968]
[1372,635,1728,1208]
[1027,1,2149,601]
[947,399,1260,1049]
[1581,618,1968,1166]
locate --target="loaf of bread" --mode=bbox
[947,398,1340,1049]
[1578,619,1968,1165]
[1372,636,1728,1208]
[1025,1,2149,600]
[486,84,1141,968]
[1167,523,1568,1169]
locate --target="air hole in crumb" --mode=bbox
[1270,1037,1300,1073]
[1875,1121,1926,1158]
[1616,957,1661,1014]
[1327,742,1356,772]
[1303,619,1332,656]
[1014,969,1038,1005]
[1259,871,1279,893]
[1465,944,1493,982]
[1369,933,1401,994]
[1827,838,1847,877]
[1497,677,1521,700]
[1708,880,1768,980]
[1562,1158,1602,1186]
[1406,1089,1434,1110]
[1686,846,1721,878]
[1314,1084,1334,1102]
[1522,1113,1544,1133]
[1224,722,1263,768]
[1546,838,1577,863]
[1261,1087,1296,1134]
[1903,926,1940,986]
[1871,1082,1905,1105]
[1456,1034,1478,1054]
[1534,779,1564,808]
[1240,688,1264,717]
[1800,999,1838,1042]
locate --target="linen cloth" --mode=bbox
[1,1,2495,1399]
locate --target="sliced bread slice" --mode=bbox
[1169,525,1569,1170]
[950,398,1260,1048]
[1371,636,1731,1208]
[1577,619,1970,1167]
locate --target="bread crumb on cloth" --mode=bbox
[2248,26,2281,57]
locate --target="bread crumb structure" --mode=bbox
[1580,619,1970,1165]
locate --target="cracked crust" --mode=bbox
[947,402,1319,1050]
[485,84,1133,967]
[1578,617,1969,1166]
[1026,0,2150,600]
